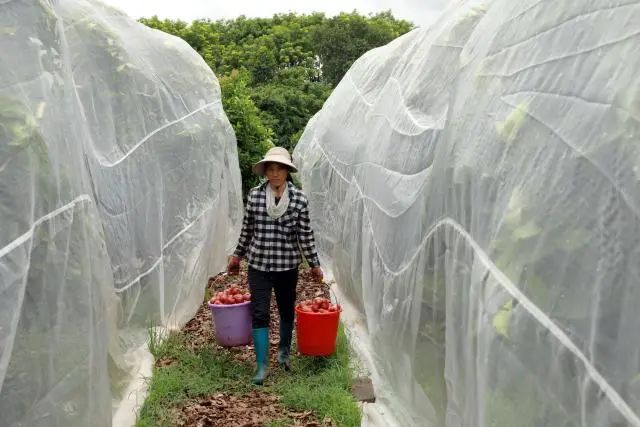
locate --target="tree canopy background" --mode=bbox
[140,11,413,193]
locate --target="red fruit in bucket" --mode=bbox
[234,294,244,303]
[243,293,251,301]
[318,308,328,314]
[328,305,337,312]
[311,304,320,313]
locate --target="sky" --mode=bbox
[99,0,451,27]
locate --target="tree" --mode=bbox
[139,16,189,39]
[219,70,273,193]
[313,11,413,86]
[252,67,332,150]
[140,12,413,195]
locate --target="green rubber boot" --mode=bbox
[251,328,269,385]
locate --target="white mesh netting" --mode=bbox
[0,1,242,425]
[294,0,640,425]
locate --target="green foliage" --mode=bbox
[218,70,273,192]
[140,12,412,195]
[313,11,414,86]
[139,13,325,84]
[253,67,332,150]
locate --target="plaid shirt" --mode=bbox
[233,182,320,272]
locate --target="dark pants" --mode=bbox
[248,267,298,330]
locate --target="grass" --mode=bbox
[267,328,360,426]
[137,332,253,426]
[136,325,361,427]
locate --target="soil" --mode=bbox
[171,390,335,427]
[162,265,335,426]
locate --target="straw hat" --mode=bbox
[252,147,298,175]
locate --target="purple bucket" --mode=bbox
[208,301,252,347]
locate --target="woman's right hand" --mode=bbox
[227,255,241,275]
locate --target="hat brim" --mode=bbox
[252,159,298,176]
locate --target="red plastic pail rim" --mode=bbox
[295,307,342,315]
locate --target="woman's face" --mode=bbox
[265,162,289,189]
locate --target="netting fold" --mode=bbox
[294,1,640,425]
[0,1,242,425]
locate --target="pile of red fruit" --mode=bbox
[209,284,250,305]
[296,297,341,314]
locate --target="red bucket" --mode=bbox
[295,306,341,356]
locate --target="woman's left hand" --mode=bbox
[311,267,323,283]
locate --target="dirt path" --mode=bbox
[171,389,331,426]
[163,267,335,426]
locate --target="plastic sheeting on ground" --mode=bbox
[0,1,242,425]
[294,0,640,425]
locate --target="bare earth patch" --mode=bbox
[171,389,335,427]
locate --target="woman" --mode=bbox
[227,146,323,385]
